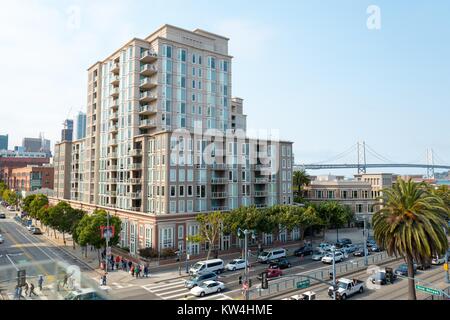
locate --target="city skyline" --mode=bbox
[0,0,449,173]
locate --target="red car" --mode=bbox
[258,266,283,280]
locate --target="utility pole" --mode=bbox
[364,218,368,266]
[105,212,110,277]
[331,246,337,300]
[238,228,254,301]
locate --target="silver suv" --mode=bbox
[184,272,218,289]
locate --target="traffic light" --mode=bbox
[238,275,242,284]
[261,271,268,289]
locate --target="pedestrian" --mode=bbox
[134,264,139,278]
[115,256,121,270]
[110,259,114,271]
[29,283,37,297]
[102,273,107,286]
[17,285,23,300]
[128,260,133,271]
[143,264,149,278]
[38,275,44,291]
[131,264,135,277]
[63,274,68,288]
[24,282,29,296]
[14,285,20,300]
[121,258,126,270]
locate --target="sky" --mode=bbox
[0,0,449,177]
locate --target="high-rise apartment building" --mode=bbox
[54,141,72,199]
[52,25,294,255]
[61,119,74,142]
[0,134,8,151]
[75,112,87,140]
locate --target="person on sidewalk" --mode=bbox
[29,283,37,297]
[115,256,121,270]
[128,260,133,272]
[134,264,140,278]
[121,258,126,271]
[101,273,107,286]
[63,274,68,288]
[38,275,44,291]
[131,264,135,277]
[24,282,29,296]
[17,285,24,300]
[143,264,149,278]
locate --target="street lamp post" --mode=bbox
[331,245,337,301]
[238,228,254,301]
[105,212,110,277]
[185,237,189,274]
[363,218,368,267]
[445,224,449,284]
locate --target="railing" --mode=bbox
[109,112,118,120]
[107,191,117,197]
[109,125,118,132]
[110,75,120,84]
[139,119,156,127]
[107,165,117,170]
[255,164,271,170]
[139,104,157,113]
[211,192,227,198]
[130,206,141,212]
[108,178,118,183]
[140,50,158,60]
[129,178,142,184]
[255,177,269,183]
[140,77,157,87]
[129,192,142,198]
[107,152,117,158]
[254,191,268,197]
[111,63,120,71]
[140,64,157,73]
[129,149,142,156]
[211,206,228,211]
[211,177,227,184]
[129,163,142,170]
[108,139,117,145]
[254,204,267,208]
[139,91,157,100]
[248,251,396,300]
[110,99,119,108]
[212,163,227,170]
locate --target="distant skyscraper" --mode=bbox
[0,134,8,151]
[23,137,42,152]
[75,112,86,140]
[61,119,74,142]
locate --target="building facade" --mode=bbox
[75,112,87,140]
[51,24,294,255]
[0,134,8,151]
[53,141,72,199]
[8,165,54,193]
[61,119,74,142]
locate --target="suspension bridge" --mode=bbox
[294,141,450,178]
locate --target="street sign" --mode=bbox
[415,284,441,296]
[100,226,115,239]
[296,279,310,289]
[444,263,448,271]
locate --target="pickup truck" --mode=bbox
[328,278,364,300]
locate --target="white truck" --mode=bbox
[328,278,364,300]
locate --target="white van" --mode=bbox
[258,248,287,263]
[189,259,224,275]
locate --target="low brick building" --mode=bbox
[9,165,54,192]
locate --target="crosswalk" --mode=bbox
[141,279,233,300]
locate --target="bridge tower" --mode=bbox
[426,148,435,179]
[357,141,367,174]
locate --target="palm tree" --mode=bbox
[372,178,449,300]
[293,169,311,198]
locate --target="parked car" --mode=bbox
[328,278,364,300]
[258,266,283,279]
[353,248,371,257]
[312,250,326,261]
[366,239,377,248]
[31,227,42,235]
[394,264,417,276]
[322,251,347,264]
[225,259,248,271]
[294,244,313,257]
[27,225,36,231]
[316,243,332,252]
[184,272,218,289]
[257,248,286,263]
[190,280,225,297]
[189,259,224,275]
[416,260,431,270]
[341,244,357,254]
[0,213,6,219]
[371,245,382,252]
[336,238,352,247]
[7,206,15,211]
[431,255,446,265]
[0,234,4,244]
[269,257,291,269]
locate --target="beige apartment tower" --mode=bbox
[52,25,294,255]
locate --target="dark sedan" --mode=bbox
[294,245,313,257]
[395,264,417,276]
[354,248,371,257]
[0,213,6,219]
[269,258,292,269]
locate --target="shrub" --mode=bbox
[138,247,158,259]
[161,248,177,258]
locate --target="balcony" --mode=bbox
[139,91,157,103]
[129,192,142,199]
[109,111,118,121]
[211,206,228,211]
[109,125,118,133]
[111,62,120,74]
[129,149,142,157]
[107,152,117,159]
[254,177,269,184]
[140,64,157,76]
[129,178,142,184]
[129,163,142,170]
[131,207,141,212]
[139,104,157,115]
[139,119,156,129]
[254,191,268,197]
[140,77,157,90]
[110,87,119,98]
[211,192,227,198]
[107,165,117,171]
[140,50,158,63]
[108,178,118,183]
[110,75,120,86]
[255,164,271,171]
[108,139,118,146]
[211,177,227,184]
[110,99,119,110]
[107,191,117,197]
[211,163,227,170]
[254,204,267,208]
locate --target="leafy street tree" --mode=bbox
[293,169,311,199]
[22,194,37,214]
[188,211,224,260]
[3,189,20,210]
[29,194,49,224]
[0,181,7,197]
[315,201,354,242]
[372,179,449,300]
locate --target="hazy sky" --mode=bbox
[0,0,449,176]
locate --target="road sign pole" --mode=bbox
[332,247,336,301]
[445,225,449,284]
[364,218,368,266]
[244,230,249,301]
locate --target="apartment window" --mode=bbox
[208,57,216,69]
[170,185,176,197]
[187,185,193,197]
[356,204,364,213]
[187,169,193,181]
[169,202,176,213]
[179,185,185,197]
[353,190,358,198]
[178,49,187,62]
[170,169,176,182]
[187,200,193,212]
[328,191,334,199]
[196,185,206,198]
[163,45,172,58]
[179,200,185,212]
[178,225,184,240]
[161,227,174,248]
[198,56,202,65]
[192,54,196,64]
[317,190,323,199]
